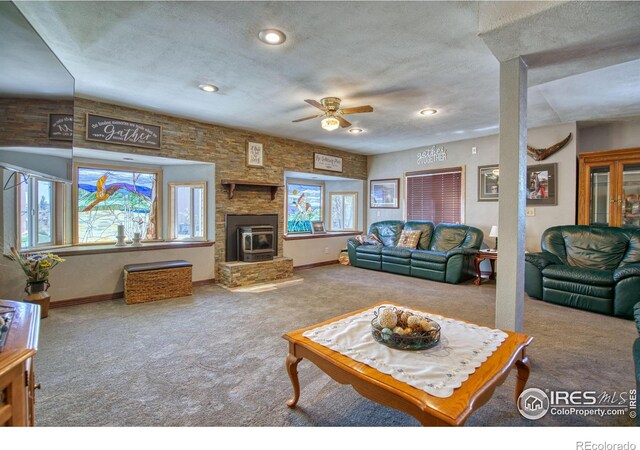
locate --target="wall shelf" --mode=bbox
[221,179,283,200]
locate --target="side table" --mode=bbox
[474,250,497,286]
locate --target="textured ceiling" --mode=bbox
[12,1,640,155]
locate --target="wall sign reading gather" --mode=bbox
[86,114,161,149]
[417,145,447,165]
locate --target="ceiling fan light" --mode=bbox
[321,117,340,131]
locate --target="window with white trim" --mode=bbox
[169,182,206,240]
[329,192,358,231]
[18,176,63,249]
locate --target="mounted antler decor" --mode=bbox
[527,133,572,161]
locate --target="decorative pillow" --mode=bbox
[397,230,422,249]
[356,233,381,245]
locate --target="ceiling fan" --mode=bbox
[292,97,374,131]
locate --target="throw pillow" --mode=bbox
[356,233,381,245]
[397,230,422,249]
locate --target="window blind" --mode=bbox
[406,167,463,225]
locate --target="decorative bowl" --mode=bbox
[371,306,440,351]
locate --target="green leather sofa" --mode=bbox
[525,225,640,319]
[347,220,484,284]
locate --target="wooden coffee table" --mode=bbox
[283,301,532,426]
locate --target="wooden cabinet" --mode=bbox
[0,300,40,426]
[578,148,640,228]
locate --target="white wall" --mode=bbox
[283,235,349,267]
[0,245,215,302]
[577,118,640,153]
[367,122,578,251]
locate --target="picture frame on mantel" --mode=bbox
[527,163,557,206]
[370,178,400,209]
[478,164,499,201]
[246,141,264,168]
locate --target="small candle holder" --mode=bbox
[115,224,126,247]
[131,232,142,247]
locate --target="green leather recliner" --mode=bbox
[347,220,483,284]
[525,225,640,319]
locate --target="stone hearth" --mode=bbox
[217,256,293,288]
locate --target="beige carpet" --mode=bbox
[34,264,637,426]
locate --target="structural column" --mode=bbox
[496,57,527,332]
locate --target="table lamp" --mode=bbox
[489,225,498,250]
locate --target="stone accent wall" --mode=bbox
[217,257,294,288]
[0,98,73,149]
[72,97,367,277]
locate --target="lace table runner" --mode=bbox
[302,304,508,398]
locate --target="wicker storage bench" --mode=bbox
[123,260,192,304]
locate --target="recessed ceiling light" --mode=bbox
[258,29,286,45]
[199,84,218,93]
[349,128,364,134]
[419,108,438,116]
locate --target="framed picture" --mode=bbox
[478,164,499,201]
[370,178,399,209]
[310,221,326,234]
[246,141,264,168]
[527,163,557,206]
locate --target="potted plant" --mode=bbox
[9,247,65,318]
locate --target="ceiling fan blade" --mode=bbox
[336,116,352,128]
[304,99,325,110]
[339,105,374,115]
[292,114,324,123]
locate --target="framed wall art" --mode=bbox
[527,163,557,206]
[310,221,326,234]
[246,141,264,168]
[478,165,499,201]
[370,178,399,209]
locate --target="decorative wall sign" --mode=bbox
[48,114,73,141]
[314,153,343,173]
[86,114,161,149]
[246,141,264,167]
[417,145,447,165]
[370,178,399,209]
[527,163,557,206]
[478,164,499,201]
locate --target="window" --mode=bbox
[406,167,464,225]
[169,182,206,240]
[329,192,358,231]
[286,182,323,233]
[75,164,161,244]
[18,176,61,249]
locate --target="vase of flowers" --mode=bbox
[9,247,65,319]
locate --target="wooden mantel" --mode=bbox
[221,179,284,200]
